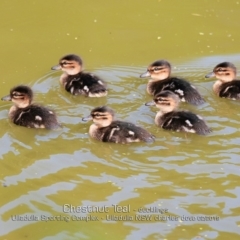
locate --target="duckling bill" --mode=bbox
[51,54,107,97]
[82,106,155,143]
[140,60,205,105]
[145,90,211,135]
[1,85,61,130]
[205,62,240,100]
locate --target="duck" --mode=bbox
[82,106,155,143]
[140,60,205,105]
[1,85,61,129]
[51,54,107,97]
[205,62,240,100]
[145,90,211,135]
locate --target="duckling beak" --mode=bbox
[1,95,11,101]
[82,115,93,122]
[140,71,151,78]
[205,72,215,78]
[51,64,62,70]
[145,101,156,106]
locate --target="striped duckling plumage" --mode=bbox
[51,54,107,97]
[205,62,240,100]
[140,60,204,105]
[82,106,155,143]
[1,85,61,129]
[145,90,211,135]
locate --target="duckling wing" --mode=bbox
[13,105,61,130]
[162,111,211,135]
[65,73,107,96]
[219,80,240,99]
[82,74,107,97]
[101,121,155,143]
[153,78,205,105]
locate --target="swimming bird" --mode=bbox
[140,60,204,105]
[51,54,107,97]
[145,90,211,135]
[205,62,240,100]
[82,106,155,143]
[1,85,61,129]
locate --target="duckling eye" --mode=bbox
[217,68,226,72]
[154,67,160,71]
[13,93,24,98]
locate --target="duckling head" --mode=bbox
[145,90,180,112]
[140,60,171,81]
[1,85,33,108]
[205,62,237,82]
[51,54,83,75]
[82,106,114,128]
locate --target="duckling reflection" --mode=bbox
[82,106,155,143]
[51,54,107,97]
[145,91,211,135]
[1,85,61,129]
[140,60,204,105]
[205,62,240,100]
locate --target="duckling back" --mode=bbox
[64,72,107,97]
[11,105,61,130]
[217,80,240,99]
[148,77,205,105]
[90,120,155,144]
[157,111,211,135]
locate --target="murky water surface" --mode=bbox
[0,1,240,239]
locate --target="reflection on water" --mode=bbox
[1,55,240,239]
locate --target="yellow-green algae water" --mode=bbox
[0,1,240,239]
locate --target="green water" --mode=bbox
[0,1,240,239]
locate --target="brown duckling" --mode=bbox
[145,90,211,135]
[82,106,155,143]
[140,60,204,105]
[205,62,240,100]
[51,54,107,97]
[1,85,61,129]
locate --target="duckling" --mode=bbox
[140,60,204,105]
[51,54,107,97]
[1,85,61,129]
[82,106,155,143]
[205,62,240,100]
[145,90,211,135]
